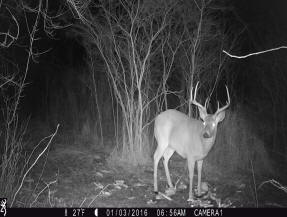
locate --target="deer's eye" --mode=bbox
[212,123,216,127]
[203,122,206,126]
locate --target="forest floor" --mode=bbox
[16,137,287,208]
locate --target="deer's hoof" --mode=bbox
[196,182,209,197]
[155,194,162,200]
[201,182,209,192]
[187,197,194,202]
[165,187,176,196]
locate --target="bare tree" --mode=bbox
[67,0,174,165]
[0,0,62,205]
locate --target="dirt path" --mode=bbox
[18,143,287,207]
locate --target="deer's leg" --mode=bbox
[153,142,166,193]
[187,157,195,201]
[197,160,203,196]
[163,147,175,189]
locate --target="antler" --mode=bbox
[215,85,230,115]
[190,82,208,113]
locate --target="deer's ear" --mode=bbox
[198,107,207,120]
[216,111,225,123]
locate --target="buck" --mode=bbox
[153,82,230,201]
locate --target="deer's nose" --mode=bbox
[203,132,211,138]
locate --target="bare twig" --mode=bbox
[223,46,287,59]
[258,179,287,193]
[30,179,57,207]
[0,7,19,48]
[88,184,113,207]
[158,191,173,201]
[10,124,60,207]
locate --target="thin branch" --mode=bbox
[223,46,287,59]
[0,7,19,48]
[10,124,60,207]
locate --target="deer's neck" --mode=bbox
[201,128,217,154]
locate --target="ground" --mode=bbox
[16,139,287,208]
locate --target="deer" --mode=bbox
[153,82,230,201]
